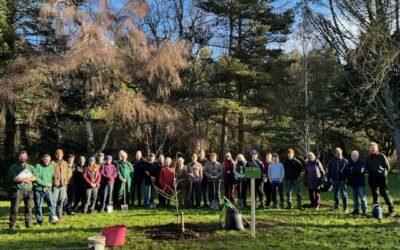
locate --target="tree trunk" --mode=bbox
[83,98,94,154]
[391,127,400,162]
[219,109,228,162]
[3,104,16,174]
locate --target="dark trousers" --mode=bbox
[256,179,264,205]
[84,188,98,213]
[224,181,235,203]
[286,179,302,208]
[64,183,75,213]
[190,181,202,207]
[271,181,284,206]
[72,185,85,211]
[100,182,114,210]
[369,175,394,213]
[201,178,208,205]
[263,180,272,207]
[9,189,34,227]
[208,180,221,203]
[132,180,142,206]
[237,180,247,206]
[308,189,321,208]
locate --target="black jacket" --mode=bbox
[283,157,303,180]
[327,157,348,181]
[133,158,146,182]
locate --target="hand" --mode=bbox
[122,179,126,183]
[46,184,52,188]
[91,183,96,188]
[151,177,156,182]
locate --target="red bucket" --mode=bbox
[101,225,127,247]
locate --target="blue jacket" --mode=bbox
[344,160,365,187]
[327,157,348,181]
[268,162,285,183]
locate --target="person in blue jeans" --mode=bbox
[33,154,59,224]
[268,153,285,209]
[327,147,349,213]
[344,150,367,216]
[283,149,303,209]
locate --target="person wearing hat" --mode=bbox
[246,150,265,209]
[7,150,36,230]
[51,149,71,220]
[83,157,101,214]
[33,154,59,224]
[99,155,117,212]
[223,152,235,204]
[203,153,223,206]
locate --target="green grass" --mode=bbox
[1,175,400,250]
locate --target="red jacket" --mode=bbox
[159,165,175,194]
[83,166,101,188]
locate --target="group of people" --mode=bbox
[6,142,396,230]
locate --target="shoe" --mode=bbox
[386,211,396,217]
[333,208,339,212]
[315,206,320,211]
[362,211,368,217]
[272,204,277,209]
[258,204,265,209]
[37,221,43,226]
[50,216,59,224]
[286,206,293,209]
[9,224,16,230]
[344,208,349,214]
[25,223,32,228]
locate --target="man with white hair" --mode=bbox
[116,150,134,209]
[344,150,367,216]
[327,147,349,213]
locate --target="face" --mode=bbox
[178,159,184,166]
[159,155,165,164]
[165,158,172,166]
[43,156,51,165]
[106,159,112,164]
[120,154,127,161]
[199,152,205,159]
[272,157,278,163]
[369,145,378,154]
[308,154,315,161]
[192,155,198,162]
[150,155,155,162]
[335,149,342,158]
[79,157,86,166]
[67,157,75,165]
[351,152,359,162]
[55,151,63,161]
[89,160,95,166]
[287,152,294,159]
[252,154,258,160]
[98,155,104,163]
[225,155,231,161]
[18,153,28,164]
[136,151,142,160]
[266,154,272,162]
[210,155,217,162]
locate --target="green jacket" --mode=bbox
[7,162,36,191]
[116,160,134,199]
[366,153,390,176]
[33,163,54,192]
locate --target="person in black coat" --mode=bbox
[132,151,145,206]
[344,150,367,216]
[327,148,349,213]
[282,149,303,209]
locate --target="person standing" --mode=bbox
[262,153,272,208]
[51,149,72,220]
[223,153,236,204]
[344,150,367,216]
[304,152,325,210]
[176,157,189,207]
[132,151,145,207]
[204,153,223,207]
[198,151,209,207]
[246,150,264,209]
[268,153,285,209]
[116,150,134,209]
[99,155,117,212]
[366,142,395,217]
[83,157,101,214]
[7,150,36,230]
[143,153,157,207]
[72,156,86,212]
[155,154,165,207]
[283,149,303,209]
[328,147,349,213]
[33,154,58,225]
[187,153,203,208]
[159,157,175,207]
[65,154,76,215]
[234,154,247,207]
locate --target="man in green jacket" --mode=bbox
[7,150,36,230]
[116,150,134,208]
[33,154,59,225]
[366,142,395,217]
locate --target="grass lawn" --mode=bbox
[0,175,399,250]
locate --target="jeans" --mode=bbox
[271,181,284,206]
[201,177,208,205]
[351,186,367,213]
[331,180,348,210]
[208,180,221,204]
[369,175,394,213]
[9,189,34,227]
[143,184,154,205]
[34,190,56,222]
[286,179,302,208]
[132,180,142,206]
[100,182,114,210]
[84,188,98,213]
[190,181,202,207]
[52,186,67,216]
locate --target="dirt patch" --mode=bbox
[142,222,219,241]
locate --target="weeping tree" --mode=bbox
[306,0,400,161]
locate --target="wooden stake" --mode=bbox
[250,178,256,238]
